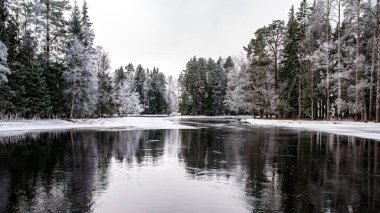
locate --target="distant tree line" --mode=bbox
[0,0,178,119]
[180,0,380,122]
[179,56,234,115]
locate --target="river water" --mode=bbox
[0,120,379,212]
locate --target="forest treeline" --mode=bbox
[179,0,380,122]
[0,0,178,119]
[1,0,380,121]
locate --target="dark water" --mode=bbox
[0,123,379,212]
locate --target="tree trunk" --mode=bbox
[326,0,331,121]
[355,0,361,121]
[298,76,302,119]
[363,98,368,122]
[370,33,376,121]
[376,0,380,122]
[70,94,75,119]
[337,0,342,118]
[45,0,51,66]
[274,53,278,95]
[311,62,315,120]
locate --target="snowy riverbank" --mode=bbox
[0,117,195,136]
[2,116,380,141]
[244,119,380,141]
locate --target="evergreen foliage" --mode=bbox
[179,56,228,115]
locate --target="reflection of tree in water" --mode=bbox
[178,129,233,179]
[178,127,380,212]
[0,129,171,212]
[236,129,380,212]
[0,128,379,212]
[0,131,114,212]
[134,130,166,165]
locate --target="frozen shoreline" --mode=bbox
[0,117,196,136]
[1,116,380,141]
[244,119,380,141]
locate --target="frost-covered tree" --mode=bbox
[166,76,179,114]
[0,40,11,112]
[113,66,126,111]
[244,27,279,117]
[64,38,97,118]
[343,0,367,121]
[117,66,143,115]
[38,0,70,64]
[119,86,143,115]
[95,46,114,117]
[0,41,10,85]
[225,54,250,113]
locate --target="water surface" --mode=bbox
[0,121,379,212]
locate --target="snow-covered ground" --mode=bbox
[2,116,380,141]
[244,119,380,141]
[0,117,195,136]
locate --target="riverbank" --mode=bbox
[244,118,380,141]
[0,117,195,136]
[2,116,380,141]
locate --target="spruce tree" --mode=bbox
[281,6,301,117]
[24,62,51,117]
[223,56,234,71]
[134,65,146,106]
[81,0,94,51]
[68,0,82,39]
[145,68,167,114]
[96,47,114,116]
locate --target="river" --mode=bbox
[0,119,379,212]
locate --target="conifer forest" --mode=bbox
[0,0,380,122]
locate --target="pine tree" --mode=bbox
[40,0,70,64]
[343,0,366,121]
[38,0,70,116]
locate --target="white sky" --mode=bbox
[75,0,302,76]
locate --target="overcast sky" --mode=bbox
[75,0,302,76]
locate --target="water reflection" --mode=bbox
[0,126,379,212]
